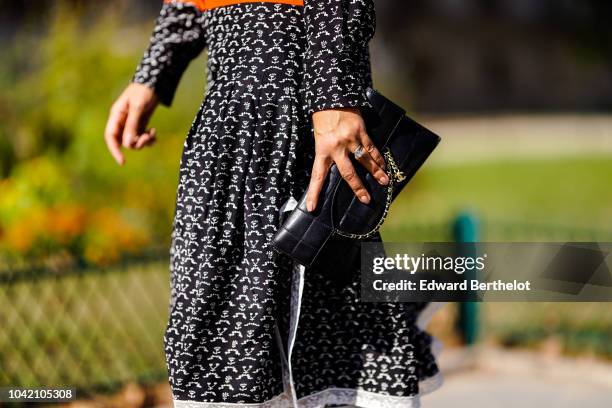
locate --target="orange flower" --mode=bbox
[3,221,37,253]
[45,205,87,244]
[1,207,46,253]
[82,208,150,265]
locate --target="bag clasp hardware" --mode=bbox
[384,149,407,183]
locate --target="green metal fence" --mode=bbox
[1,216,611,398]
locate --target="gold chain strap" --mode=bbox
[335,149,406,239]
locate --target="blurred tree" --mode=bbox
[0,0,198,266]
[372,0,612,111]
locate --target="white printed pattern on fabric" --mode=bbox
[131,1,442,406]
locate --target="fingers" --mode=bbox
[352,137,389,187]
[135,128,157,149]
[104,103,128,166]
[105,100,156,166]
[123,102,146,149]
[105,84,160,166]
[307,108,390,212]
[306,155,331,212]
[360,132,386,171]
[335,155,371,205]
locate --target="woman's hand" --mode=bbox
[104,83,160,165]
[306,107,390,212]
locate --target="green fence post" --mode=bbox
[453,212,480,345]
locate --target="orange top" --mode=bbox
[164,0,304,11]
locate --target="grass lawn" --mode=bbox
[384,154,612,237]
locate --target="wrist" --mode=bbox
[311,107,364,139]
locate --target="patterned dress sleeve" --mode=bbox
[302,0,376,116]
[131,1,207,107]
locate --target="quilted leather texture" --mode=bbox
[272,88,441,267]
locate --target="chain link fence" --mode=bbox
[0,253,171,397]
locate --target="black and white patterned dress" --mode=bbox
[132,1,442,407]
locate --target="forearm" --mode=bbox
[132,0,207,107]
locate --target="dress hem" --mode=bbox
[173,372,444,407]
[172,267,446,408]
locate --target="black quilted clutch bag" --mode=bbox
[272,88,441,267]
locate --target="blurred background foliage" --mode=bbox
[373,0,612,112]
[0,1,206,267]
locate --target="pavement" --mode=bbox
[420,114,612,166]
[422,346,612,408]
[65,342,611,407]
